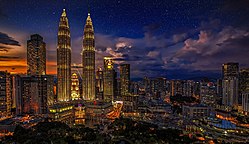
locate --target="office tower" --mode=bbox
[57,9,71,102]
[193,81,201,97]
[217,79,223,99]
[200,81,216,105]
[103,57,115,102]
[13,75,22,115]
[27,34,46,75]
[39,75,54,113]
[130,81,139,95]
[170,80,184,96]
[120,64,130,96]
[16,75,54,115]
[116,78,121,98]
[0,71,11,117]
[156,77,167,92]
[182,80,194,97]
[222,62,239,78]
[242,93,249,115]
[96,67,103,100]
[114,71,118,99]
[222,63,239,108]
[222,77,239,107]
[239,68,249,94]
[240,69,249,114]
[82,13,95,101]
[71,73,80,100]
[143,77,151,94]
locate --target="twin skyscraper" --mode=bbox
[57,9,95,102]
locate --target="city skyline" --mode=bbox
[0,1,249,142]
[0,0,249,79]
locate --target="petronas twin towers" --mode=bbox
[82,13,96,100]
[57,9,95,102]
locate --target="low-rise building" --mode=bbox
[182,104,212,118]
[85,101,113,127]
[48,103,74,125]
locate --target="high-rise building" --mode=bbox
[39,75,55,113]
[193,81,201,97]
[96,67,103,100]
[217,79,223,101]
[242,93,249,115]
[120,64,130,96]
[143,77,151,94]
[27,34,46,75]
[11,75,18,112]
[57,9,71,102]
[200,81,216,106]
[71,73,80,100]
[182,80,194,97]
[0,71,12,117]
[113,71,118,99]
[103,57,115,102]
[16,75,54,115]
[82,13,95,101]
[222,63,239,108]
[155,78,167,93]
[116,78,121,99]
[170,80,184,96]
[13,75,22,115]
[240,68,249,114]
[130,81,139,95]
[239,68,249,94]
[222,63,239,78]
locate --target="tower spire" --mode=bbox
[87,0,90,15]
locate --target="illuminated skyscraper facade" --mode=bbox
[222,63,239,107]
[200,81,216,106]
[120,64,130,96]
[103,57,115,102]
[96,67,103,100]
[27,34,46,75]
[222,63,239,78]
[82,13,95,101]
[71,73,80,100]
[239,68,249,94]
[0,71,11,117]
[57,9,71,102]
[15,75,54,115]
[240,68,249,114]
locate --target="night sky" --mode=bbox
[0,0,249,79]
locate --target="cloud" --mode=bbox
[92,23,203,78]
[147,51,160,58]
[0,45,13,52]
[168,26,249,71]
[0,55,20,61]
[0,32,21,46]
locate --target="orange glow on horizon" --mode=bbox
[0,59,57,75]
